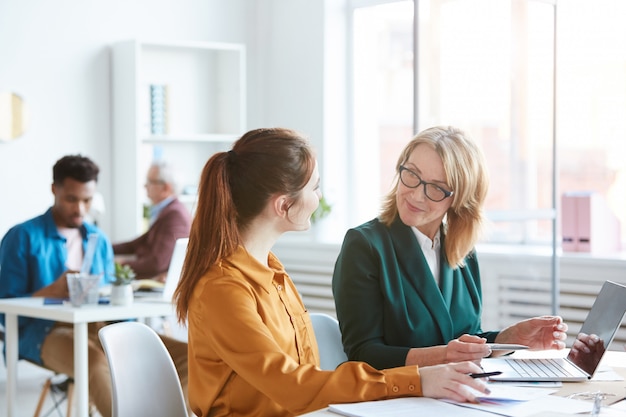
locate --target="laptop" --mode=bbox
[481,280,626,382]
[133,237,188,303]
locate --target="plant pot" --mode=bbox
[110,284,134,306]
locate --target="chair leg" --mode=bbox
[66,380,74,417]
[33,378,52,417]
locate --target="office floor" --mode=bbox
[0,317,185,417]
[0,357,103,417]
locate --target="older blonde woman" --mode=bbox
[332,126,568,370]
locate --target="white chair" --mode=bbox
[98,322,187,417]
[309,313,348,370]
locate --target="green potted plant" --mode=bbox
[311,195,332,224]
[111,263,136,305]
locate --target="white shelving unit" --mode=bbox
[111,40,246,241]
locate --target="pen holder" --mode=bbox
[66,273,100,307]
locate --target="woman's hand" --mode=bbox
[495,316,568,350]
[420,361,490,403]
[444,334,492,363]
[405,334,491,367]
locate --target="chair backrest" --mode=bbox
[309,313,348,370]
[98,322,187,417]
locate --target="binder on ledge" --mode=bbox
[560,192,621,253]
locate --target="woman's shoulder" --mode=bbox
[341,218,404,252]
[349,217,386,235]
[348,216,411,240]
[196,264,251,295]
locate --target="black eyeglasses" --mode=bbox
[398,166,454,202]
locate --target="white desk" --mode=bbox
[0,297,175,417]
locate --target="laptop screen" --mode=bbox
[162,238,189,301]
[566,280,626,375]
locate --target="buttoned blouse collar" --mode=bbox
[222,246,286,293]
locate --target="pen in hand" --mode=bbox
[470,371,502,379]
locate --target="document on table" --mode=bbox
[442,384,592,417]
[450,394,593,417]
[328,397,490,417]
[328,384,593,417]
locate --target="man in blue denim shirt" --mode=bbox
[0,155,189,417]
[0,155,116,416]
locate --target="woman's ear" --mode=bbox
[272,195,290,218]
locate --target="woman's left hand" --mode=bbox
[495,316,568,350]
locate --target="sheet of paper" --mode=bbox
[608,400,626,411]
[449,394,593,417]
[328,398,489,417]
[478,384,558,401]
[488,380,563,388]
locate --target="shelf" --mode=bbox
[111,39,246,241]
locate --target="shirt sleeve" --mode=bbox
[0,226,30,298]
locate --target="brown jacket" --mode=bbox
[113,198,191,279]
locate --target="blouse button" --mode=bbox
[408,384,415,391]
[276,285,283,291]
[392,386,399,393]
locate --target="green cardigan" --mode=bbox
[332,216,498,370]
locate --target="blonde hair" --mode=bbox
[380,126,489,268]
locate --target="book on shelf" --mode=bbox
[150,84,169,135]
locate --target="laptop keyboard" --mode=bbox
[505,358,577,378]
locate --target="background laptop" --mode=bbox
[134,237,188,303]
[482,280,626,382]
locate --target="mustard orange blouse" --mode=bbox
[187,246,425,417]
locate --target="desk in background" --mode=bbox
[0,297,175,417]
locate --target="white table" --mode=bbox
[0,297,175,417]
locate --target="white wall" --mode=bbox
[0,0,328,239]
[0,0,256,238]
[251,0,326,149]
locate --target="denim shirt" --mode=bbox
[0,208,114,364]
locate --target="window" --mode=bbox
[350,0,414,224]
[323,0,626,248]
[416,0,556,244]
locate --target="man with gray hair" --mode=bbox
[113,160,191,280]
